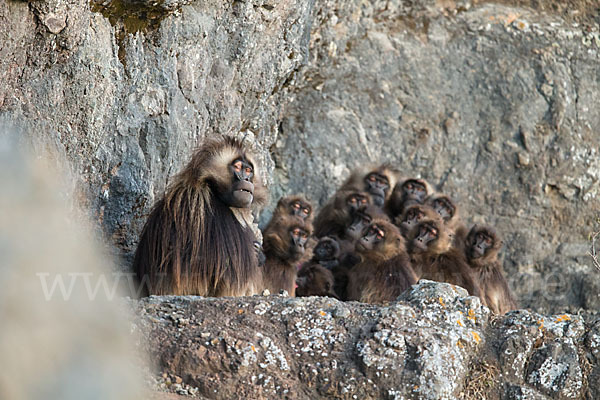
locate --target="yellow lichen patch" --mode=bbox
[537,319,545,330]
[439,297,445,307]
[251,345,256,352]
[555,315,571,323]
[471,331,481,344]
[516,21,527,30]
[457,339,465,349]
[467,309,476,321]
[319,310,327,317]
[457,320,464,327]
[238,309,244,314]
[413,385,419,391]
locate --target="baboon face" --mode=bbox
[314,237,339,261]
[402,179,427,205]
[356,223,386,252]
[431,196,455,221]
[345,192,369,214]
[345,210,373,240]
[467,231,495,259]
[223,157,255,208]
[290,200,311,220]
[364,173,390,206]
[400,205,427,232]
[289,226,309,256]
[411,221,439,254]
[295,264,336,298]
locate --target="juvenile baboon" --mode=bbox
[393,203,439,238]
[346,219,418,304]
[340,165,399,208]
[409,216,483,300]
[465,225,517,314]
[263,217,312,296]
[313,190,370,238]
[345,204,389,241]
[268,194,313,223]
[133,137,268,296]
[295,263,338,298]
[425,193,466,237]
[311,236,341,269]
[387,178,432,218]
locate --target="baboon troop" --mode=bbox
[133,136,517,314]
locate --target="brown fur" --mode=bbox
[409,217,484,301]
[313,190,371,238]
[425,193,467,243]
[270,194,314,224]
[347,219,418,304]
[465,225,517,314]
[296,263,338,298]
[340,164,400,206]
[263,216,313,296]
[393,203,439,238]
[386,177,433,218]
[264,195,315,264]
[133,137,268,296]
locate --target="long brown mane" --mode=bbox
[133,137,267,296]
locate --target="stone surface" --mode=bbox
[132,280,596,399]
[1,0,599,315]
[270,1,600,313]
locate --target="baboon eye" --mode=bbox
[292,202,300,209]
[301,232,308,239]
[429,228,438,237]
[233,160,243,171]
[485,237,492,245]
[349,198,357,204]
[417,212,424,219]
[376,232,384,240]
[360,198,367,204]
[292,228,300,235]
[245,167,252,174]
[406,183,413,190]
[303,208,309,214]
[368,175,376,182]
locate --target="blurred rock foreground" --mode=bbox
[2,0,600,398]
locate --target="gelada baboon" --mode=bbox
[425,193,468,245]
[345,204,389,241]
[387,177,432,218]
[263,216,311,296]
[409,216,483,300]
[313,190,370,238]
[311,236,341,269]
[340,165,399,207]
[270,194,313,223]
[296,263,338,298]
[347,219,418,303]
[465,225,517,314]
[394,203,439,237]
[133,137,268,296]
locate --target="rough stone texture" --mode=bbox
[0,0,314,265]
[132,280,596,399]
[1,0,599,313]
[271,1,600,313]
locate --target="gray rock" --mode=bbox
[1,0,599,318]
[132,281,596,399]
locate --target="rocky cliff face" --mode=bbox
[2,0,600,398]
[133,281,598,400]
[1,0,598,313]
